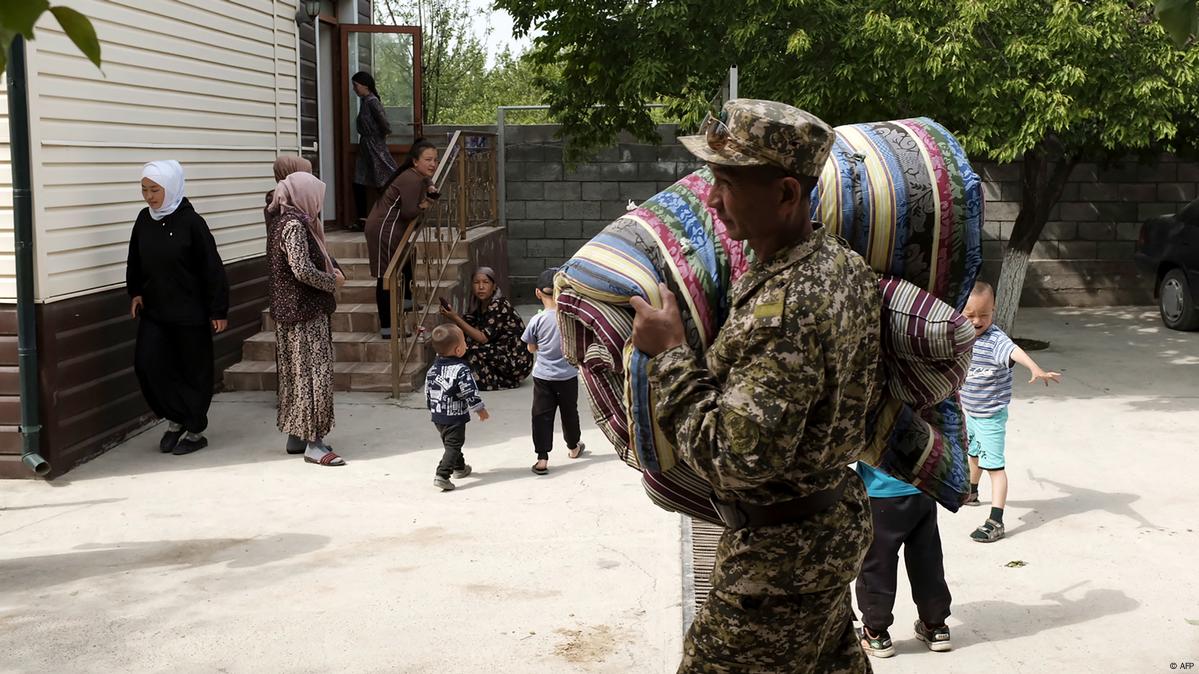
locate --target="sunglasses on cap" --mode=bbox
[698,112,774,166]
[698,112,733,152]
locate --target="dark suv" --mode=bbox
[1135,199,1199,331]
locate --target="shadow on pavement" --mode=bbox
[450,451,621,491]
[1004,472,1158,537]
[949,581,1139,649]
[0,533,329,595]
[1040,308,1199,403]
[0,498,126,512]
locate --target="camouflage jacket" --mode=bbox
[649,226,882,506]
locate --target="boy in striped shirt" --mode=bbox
[961,282,1061,542]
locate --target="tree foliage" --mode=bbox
[498,0,1199,330]
[1,1,101,72]
[499,0,1198,162]
[376,0,545,125]
[1156,0,1199,46]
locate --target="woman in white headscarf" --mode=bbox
[126,160,229,456]
[266,171,347,466]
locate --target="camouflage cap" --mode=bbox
[679,99,834,178]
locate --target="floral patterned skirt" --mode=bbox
[467,337,533,391]
[276,315,335,441]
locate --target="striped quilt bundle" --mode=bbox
[556,118,984,523]
[814,117,983,312]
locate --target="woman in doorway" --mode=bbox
[351,71,398,229]
[127,160,229,456]
[439,267,534,390]
[364,139,439,338]
[266,171,347,467]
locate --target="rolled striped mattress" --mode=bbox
[556,117,983,523]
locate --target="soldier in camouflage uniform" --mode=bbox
[630,100,881,673]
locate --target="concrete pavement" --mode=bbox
[0,383,684,673]
[853,307,1199,671]
[1,306,1197,673]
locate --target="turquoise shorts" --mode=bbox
[966,408,1008,471]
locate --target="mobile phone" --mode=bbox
[439,297,451,310]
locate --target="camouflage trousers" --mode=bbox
[679,482,872,673]
[679,585,869,674]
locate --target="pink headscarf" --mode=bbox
[273,155,312,182]
[269,172,333,273]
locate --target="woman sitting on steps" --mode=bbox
[439,267,534,391]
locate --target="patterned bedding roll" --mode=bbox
[556,118,983,523]
[814,118,984,312]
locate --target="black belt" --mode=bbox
[709,474,852,531]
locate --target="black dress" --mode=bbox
[126,198,229,433]
[464,297,534,390]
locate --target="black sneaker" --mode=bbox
[434,476,455,491]
[452,465,472,479]
[173,435,209,455]
[159,429,184,453]
[964,492,981,506]
[856,626,895,658]
[914,620,952,652]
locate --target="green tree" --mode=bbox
[449,48,547,123]
[1,0,101,71]
[376,0,547,125]
[499,0,1199,333]
[1157,0,1198,45]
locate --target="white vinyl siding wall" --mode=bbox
[13,0,301,302]
[0,78,13,300]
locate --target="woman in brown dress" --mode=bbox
[266,171,347,466]
[352,71,398,228]
[439,267,533,390]
[364,139,439,338]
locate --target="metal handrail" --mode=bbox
[383,130,499,396]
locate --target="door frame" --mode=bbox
[317,13,340,228]
[337,24,424,227]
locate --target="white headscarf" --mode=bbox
[141,160,186,221]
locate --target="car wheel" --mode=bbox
[1158,268,1199,331]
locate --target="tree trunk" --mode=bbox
[994,142,1077,335]
[994,247,1031,332]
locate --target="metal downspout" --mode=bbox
[7,36,49,476]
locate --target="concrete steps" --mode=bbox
[240,331,436,364]
[222,225,506,395]
[223,359,430,394]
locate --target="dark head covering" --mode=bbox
[352,71,380,98]
[537,268,558,294]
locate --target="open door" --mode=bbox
[338,25,423,227]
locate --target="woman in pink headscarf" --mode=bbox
[266,171,347,466]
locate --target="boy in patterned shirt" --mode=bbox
[426,324,489,491]
[960,282,1061,542]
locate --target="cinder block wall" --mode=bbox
[499,125,703,297]
[428,124,1188,305]
[974,157,1193,306]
